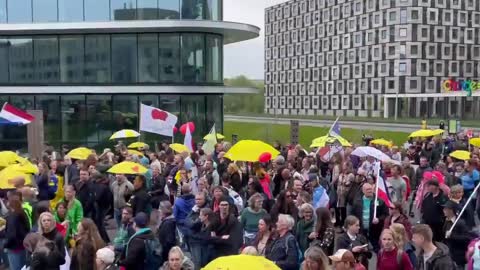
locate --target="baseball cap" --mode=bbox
[329,249,356,263]
[134,212,149,227]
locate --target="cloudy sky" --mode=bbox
[224,0,288,80]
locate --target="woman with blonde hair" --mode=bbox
[389,223,416,267]
[37,212,66,261]
[227,163,242,193]
[241,246,258,255]
[70,218,105,270]
[377,229,413,270]
[301,246,329,270]
[160,246,194,270]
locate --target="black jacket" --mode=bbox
[157,216,177,263]
[120,228,155,270]
[30,241,65,270]
[336,232,372,267]
[74,180,95,217]
[416,242,455,270]
[129,188,151,216]
[265,231,298,270]
[421,191,448,226]
[230,172,242,193]
[351,196,388,241]
[211,213,242,258]
[42,228,66,259]
[4,211,30,250]
[443,218,473,266]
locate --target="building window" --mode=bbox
[374,14,380,24]
[444,11,451,23]
[400,9,407,23]
[373,80,379,89]
[381,29,387,39]
[422,28,428,38]
[474,47,480,57]
[381,63,387,73]
[412,10,419,20]
[355,2,361,12]
[428,80,434,89]
[388,80,394,89]
[389,11,396,21]
[452,29,458,39]
[410,80,417,89]
[466,62,473,73]
[436,63,442,72]
[436,29,443,39]
[475,14,480,25]
[399,28,407,37]
[429,11,436,21]
[421,63,427,72]
[374,48,380,57]
[428,45,436,56]
[354,97,360,106]
[112,34,138,83]
[452,62,458,73]
[367,65,372,74]
[388,46,395,55]
[411,45,418,55]
[399,63,406,72]
[467,30,474,41]
[444,46,450,56]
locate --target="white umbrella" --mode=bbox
[351,146,392,162]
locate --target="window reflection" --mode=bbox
[139,95,159,108]
[112,0,137,20]
[86,95,112,142]
[85,35,111,83]
[113,95,138,130]
[0,38,8,83]
[33,0,58,22]
[9,37,33,83]
[206,35,222,83]
[112,34,137,83]
[137,0,158,20]
[206,94,223,132]
[85,0,110,21]
[60,36,85,83]
[181,95,206,137]
[159,34,181,83]
[159,0,180,19]
[8,0,32,23]
[0,0,6,23]
[36,95,61,142]
[61,95,86,142]
[182,34,206,82]
[138,34,159,82]
[33,37,60,83]
[59,0,84,22]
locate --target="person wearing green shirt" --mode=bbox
[55,185,83,246]
[240,193,267,245]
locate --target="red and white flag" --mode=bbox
[373,162,393,213]
[317,145,343,161]
[139,103,178,137]
[184,124,194,152]
[0,103,35,124]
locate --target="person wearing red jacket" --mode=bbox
[377,229,413,270]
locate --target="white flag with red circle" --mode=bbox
[139,103,178,137]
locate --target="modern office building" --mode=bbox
[265,0,480,120]
[0,0,259,150]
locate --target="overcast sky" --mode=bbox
[224,0,288,80]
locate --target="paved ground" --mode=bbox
[225,115,480,133]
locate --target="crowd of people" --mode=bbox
[0,131,480,270]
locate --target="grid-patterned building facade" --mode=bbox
[265,0,480,118]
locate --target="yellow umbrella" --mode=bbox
[170,143,190,153]
[128,142,148,149]
[224,140,280,162]
[127,149,144,157]
[449,150,471,161]
[203,133,225,140]
[107,161,148,175]
[310,135,352,148]
[408,129,444,138]
[370,138,393,148]
[67,147,92,160]
[0,165,33,189]
[202,254,280,270]
[470,138,480,147]
[8,162,38,175]
[0,151,20,167]
[109,129,140,140]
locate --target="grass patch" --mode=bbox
[223,121,409,147]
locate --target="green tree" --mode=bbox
[224,75,264,114]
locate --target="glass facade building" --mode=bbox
[0,0,259,151]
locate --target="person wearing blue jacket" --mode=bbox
[173,183,195,246]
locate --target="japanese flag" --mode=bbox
[139,103,178,137]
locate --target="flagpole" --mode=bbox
[373,161,380,219]
[448,180,480,235]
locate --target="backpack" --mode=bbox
[143,237,162,270]
[285,234,303,264]
[47,174,59,200]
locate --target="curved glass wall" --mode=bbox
[0,94,223,151]
[2,0,222,23]
[0,33,223,85]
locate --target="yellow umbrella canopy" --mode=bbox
[67,147,92,160]
[127,149,144,157]
[8,162,38,175]
[0,151,20,167]
[128,142,148,149]
[0,165,33,189]
[310,135,352,148]
[470,138,480,147]
[449,150,471,161]
[370,138,393,148]
[408,129,444,138]
[202,254,280,270]
[109,129,141,140]
[107,161,148,175]
[203,133,225,140]
[224,140,280,162]
[170,143,190,153]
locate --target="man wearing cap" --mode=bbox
[329,249,360,270]
[442,200,472,268]
[420,180,448,242]
[119,212,156,270]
